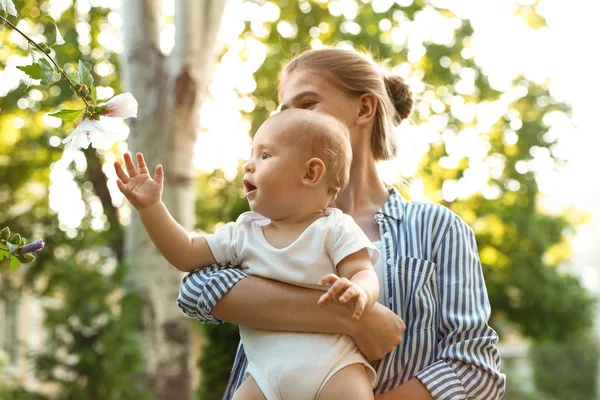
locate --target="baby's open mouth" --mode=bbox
[243,180,257,194]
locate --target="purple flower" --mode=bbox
[20,239,45,254]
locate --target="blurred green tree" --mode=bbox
[1,1,150,398]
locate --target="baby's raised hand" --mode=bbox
[114,152,164,210]
[317,274,368,320]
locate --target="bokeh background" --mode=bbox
[1,0,599,399]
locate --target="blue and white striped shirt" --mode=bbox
[178,188,506,399]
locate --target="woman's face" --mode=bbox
[279,70,362,139]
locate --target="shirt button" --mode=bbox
[387,258,394,266]
[375,213,384,222]
[383,232,392,239]
[387,297,394,306]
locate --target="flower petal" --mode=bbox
[62,118,95,149]
[104,92,138,119]
[88,119,120,150]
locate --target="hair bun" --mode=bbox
[384,75,413,123]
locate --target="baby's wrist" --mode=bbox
[137,200,163,214]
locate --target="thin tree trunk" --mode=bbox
[121,1,226,398]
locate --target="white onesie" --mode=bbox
[206,208,379,400]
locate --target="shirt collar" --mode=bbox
[376,186,405,222]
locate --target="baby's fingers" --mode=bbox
[123,152,139,178]
[317,292,330,308]
[318,274,339,286]
[136,153,149,174]
[324,278,351,303]
[154,164,164,186]
[338,286,358,304]
[116,179,127,194]
[114,161,129,183]
[353,297,366,320]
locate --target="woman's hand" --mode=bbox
[349,303,405,361]
[114,152,164,210]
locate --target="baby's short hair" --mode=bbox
[270,109,352,198]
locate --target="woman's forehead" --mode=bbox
[280,71,332,104]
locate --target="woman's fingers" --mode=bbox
[114,160,129,183]
[123,152,139,177]
[136,153,149,174]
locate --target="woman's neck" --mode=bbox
[332,149,389,216]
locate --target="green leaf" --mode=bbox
[77,60,94,88]
[91,84,97,104]
[17,59,54,85]
[9,255,21,270]
[0,248,8,261]
[68,72,81,85]
[0,0,17,17]
[42,15,66,46]
[48,108,84,122]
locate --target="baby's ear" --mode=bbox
[302,157,326,187]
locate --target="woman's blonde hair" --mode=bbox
[279,48,413,161]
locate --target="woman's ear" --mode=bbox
[302,158,326,187]
[356,93,377,127]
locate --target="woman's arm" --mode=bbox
[375,378,433,400]
[178,267,405,359]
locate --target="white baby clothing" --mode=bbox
[206,208,379,400]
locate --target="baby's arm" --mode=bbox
[138,202,217,271]
[115,152,217,272]
[317,249,379,319]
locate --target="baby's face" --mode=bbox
[242,119,310,219]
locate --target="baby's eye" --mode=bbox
[261,152,270,160]
[302,100,315,109]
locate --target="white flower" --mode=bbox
[62,93,138,150]
[62,118,120,150]
[104,92,138,118]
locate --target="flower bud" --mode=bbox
[9,233,21,244]
[87,105,95,113]
[80,84,89,96]
[20,237,27,246]
[20,239,45,254]
[0,227,10,241]
[44,47,52,54]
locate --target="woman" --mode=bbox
[178,48,506,399]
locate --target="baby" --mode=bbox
[115,109,380,400]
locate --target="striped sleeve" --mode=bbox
[415,216,506,399]
[177,263,249,324]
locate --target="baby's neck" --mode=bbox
[268,208,327,229]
